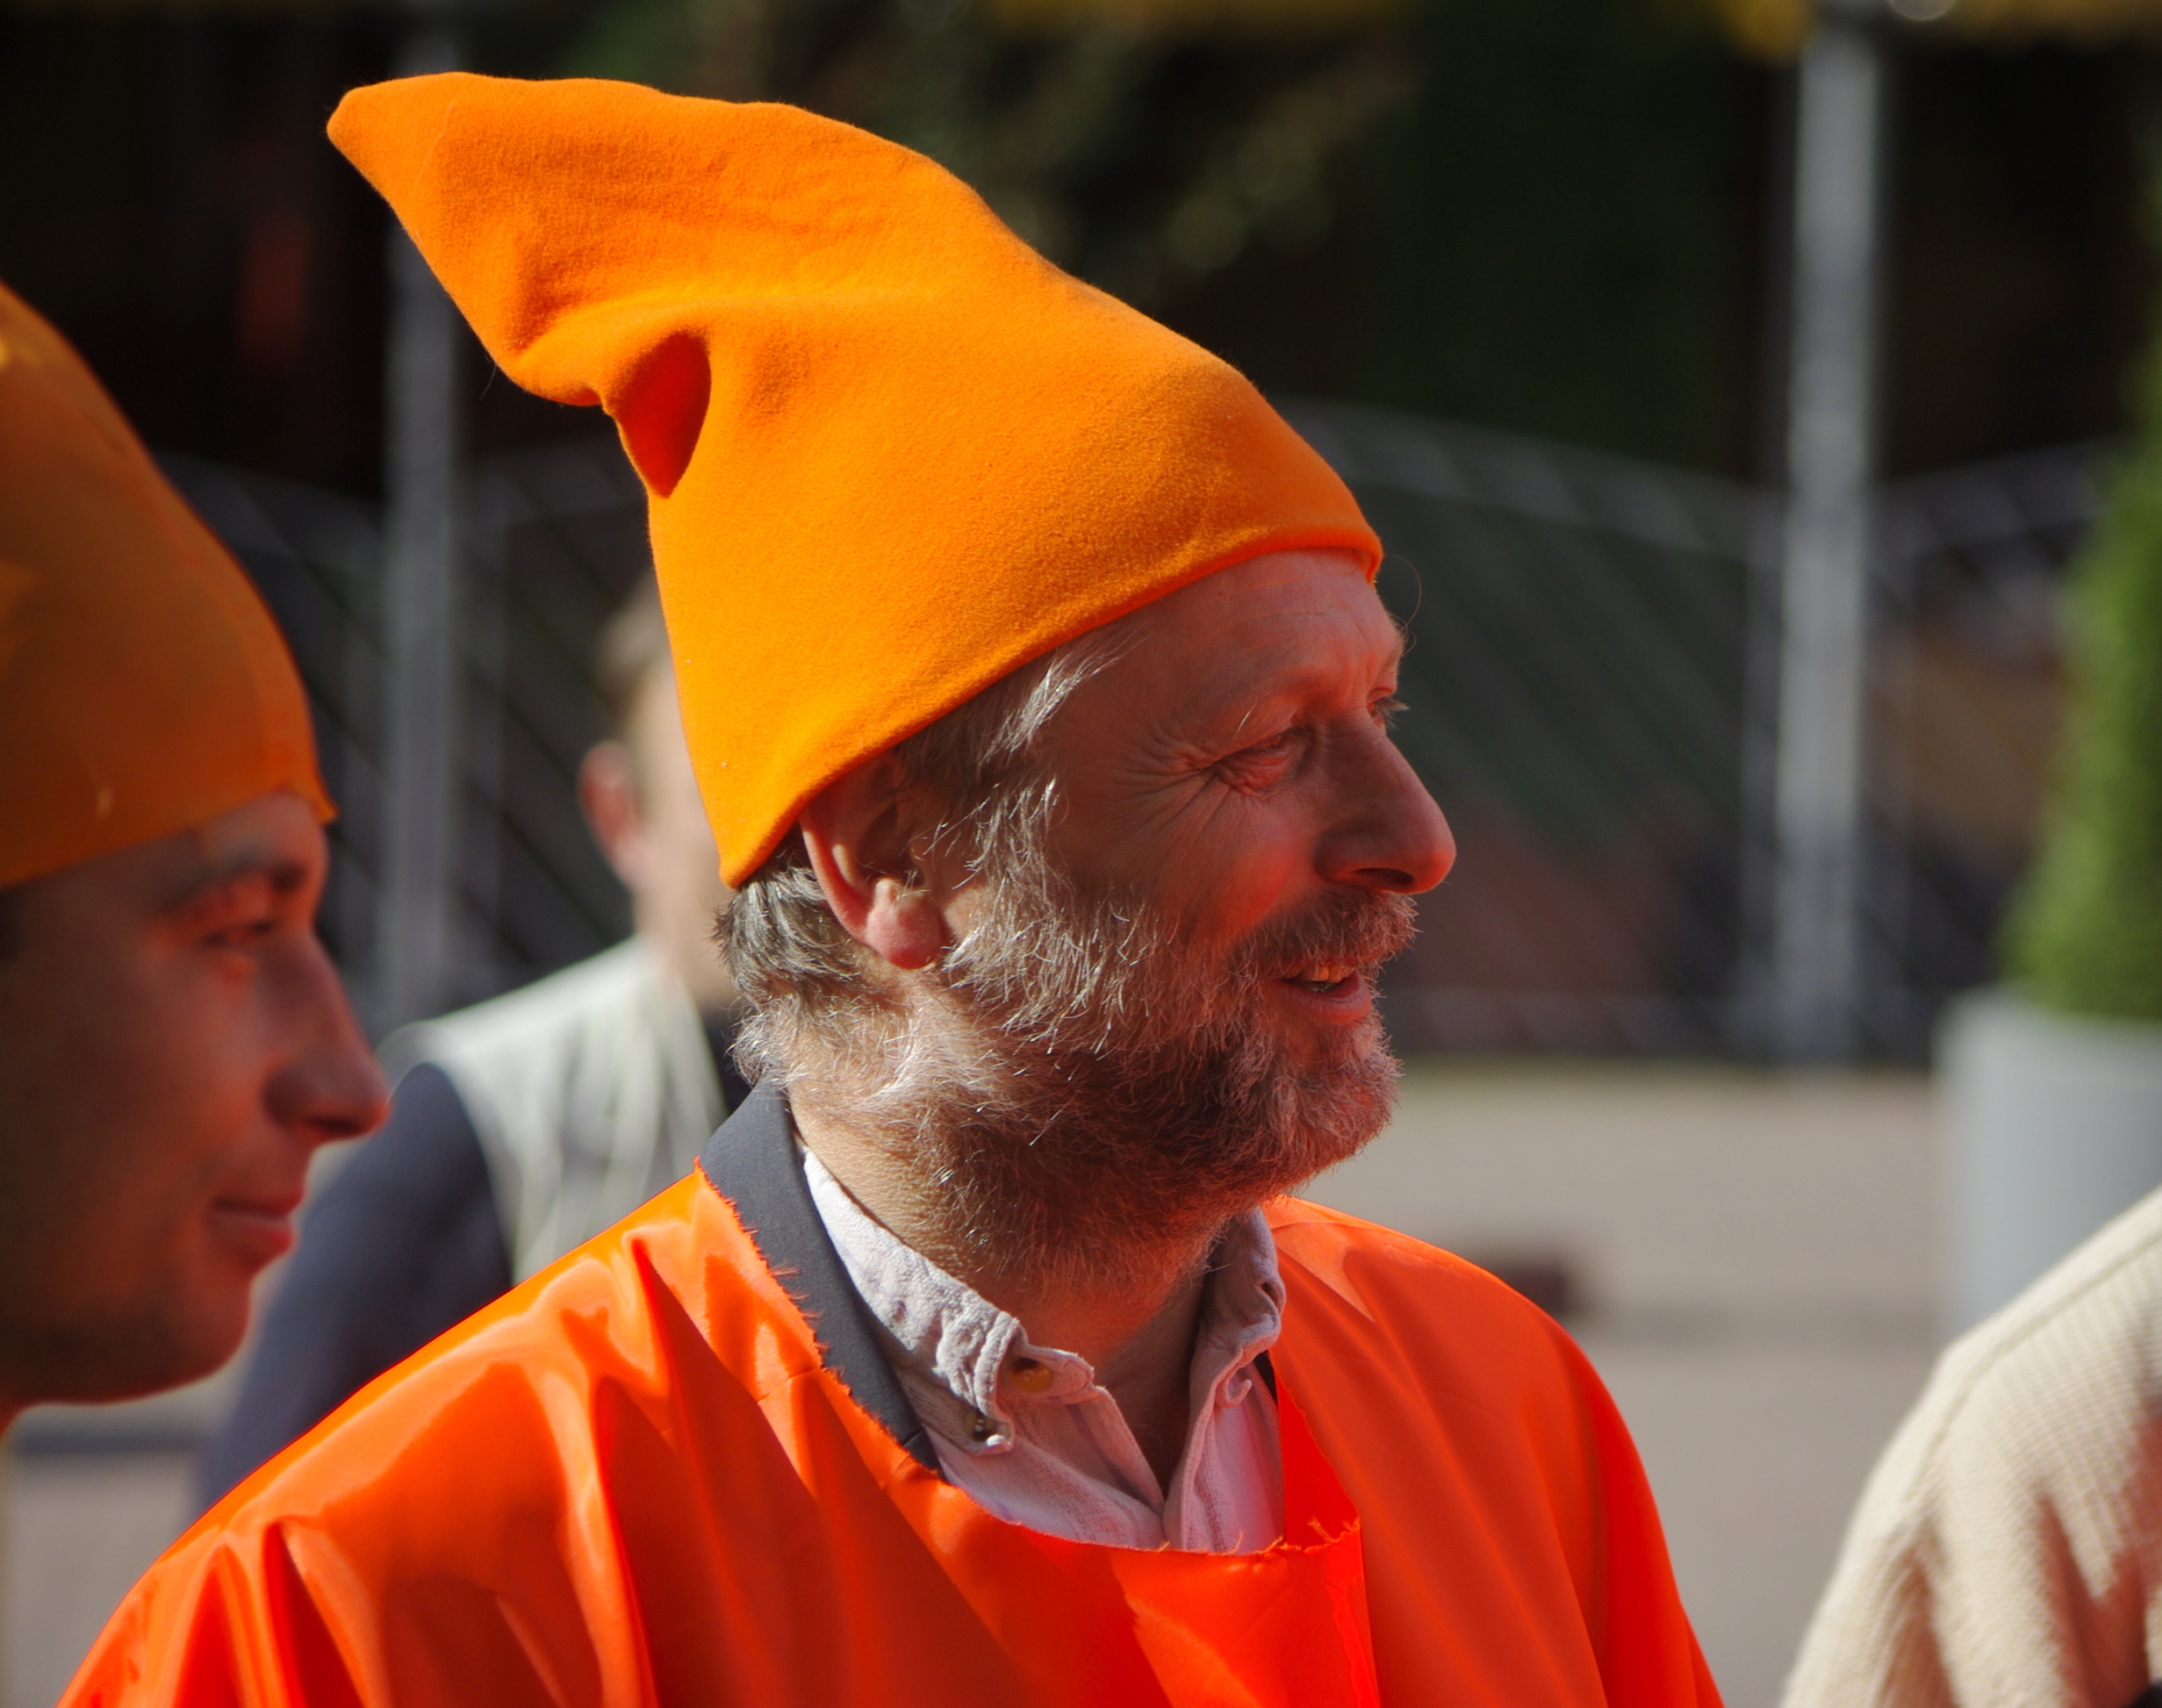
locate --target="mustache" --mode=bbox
[1229,887,1419,983]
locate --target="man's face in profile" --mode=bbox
[960,550,1452,1069]
[831,551,1455,1283]
[0,791,384,1409]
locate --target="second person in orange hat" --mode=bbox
[194,579,755,1508]
[68,74,1722,1708]
[0,278,385,1435]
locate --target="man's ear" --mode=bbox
[578,741,649,892]
[796,757,952,972]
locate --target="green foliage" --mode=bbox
[2004,168,2162,1018]
[549,0,1408,318]
[538,0,1756,472]
[1345,0,1754,471]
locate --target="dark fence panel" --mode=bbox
[457,439,652,1001]
[1861,443,2096,1054]
[162,455,383,980]
[1286,404,1763,1052]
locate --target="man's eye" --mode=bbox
[205,914,277,951]
[171,871,295,950]
[1373,696,1406,730]
[1215,728,1302,786]
[1228,728,1298,765]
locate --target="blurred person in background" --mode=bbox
[1783,1188,2162,1708]
[68,75,1720,1707]
[197,577,751,1503]
[0,278,385,1434]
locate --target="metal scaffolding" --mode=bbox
[373,25,463,1034]
[1768,0,1888,1059]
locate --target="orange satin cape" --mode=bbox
[0,278,327,891]
[67,1180,1721,1707]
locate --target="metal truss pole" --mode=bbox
[1771,0,1886,1060]
[375,24,463,1033]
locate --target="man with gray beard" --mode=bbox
[722,569,1427,1509]
[732,605,1415,1289]
[69,74,1721,1708]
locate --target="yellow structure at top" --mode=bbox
[987,0,1398,35]
[1706,0,2162,58]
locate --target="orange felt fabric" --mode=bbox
[61,1180,1721,1707]
[327,75,1382,886]
[0,280,327,890]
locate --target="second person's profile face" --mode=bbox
[0,790,385,1409]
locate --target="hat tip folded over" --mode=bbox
[327,70,471,195]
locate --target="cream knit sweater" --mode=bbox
[1785,1185,2162,1708]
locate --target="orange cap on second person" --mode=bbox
[0,281,327,892]
[328,74,1379,886]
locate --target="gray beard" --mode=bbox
[840,864,1417,1295]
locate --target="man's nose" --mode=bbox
[1318,723,1455,895]
[267,941,389,1145]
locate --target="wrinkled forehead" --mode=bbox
[1090,549,1399,714]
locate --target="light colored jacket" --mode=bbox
[384,939,725,1281]
[1785,1183,2162,1708]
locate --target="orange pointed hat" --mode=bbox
[0,281,327,892]
[328,75,1380,886]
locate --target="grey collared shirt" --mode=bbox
[802,1146,1285,1553]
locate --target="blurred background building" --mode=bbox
[5,0,2162,1701]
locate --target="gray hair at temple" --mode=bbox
[722,622,1136,1083]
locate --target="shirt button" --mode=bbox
[1008,1356,1053,1394]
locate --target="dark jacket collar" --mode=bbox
[696,1082,940,1472]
